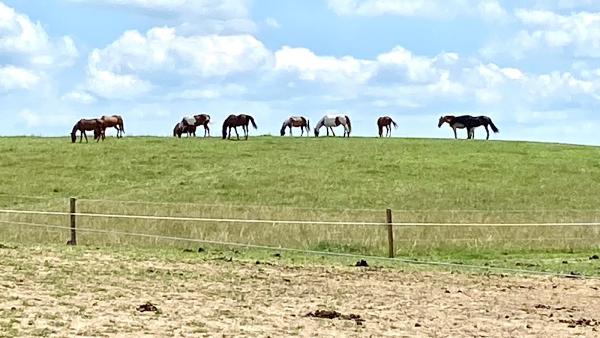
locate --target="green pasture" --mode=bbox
[0,136,599,274]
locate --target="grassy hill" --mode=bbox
[1,136,600,270]
[1,136,599,210]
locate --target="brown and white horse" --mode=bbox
[71,119,104,143]
[100,115,125,139]
[280,116,310,136]
[314,114,351,137]
[222,114,257,140]
[182,114,211,137]
[173,122,196,138]
[438,115,499,140]
[377,116,398,137]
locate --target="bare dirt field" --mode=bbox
[1,246,599,337]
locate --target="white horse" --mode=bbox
[314,114,352,137]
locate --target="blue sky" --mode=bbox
[1,0,599,145]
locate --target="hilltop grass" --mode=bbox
[0,136,599,269]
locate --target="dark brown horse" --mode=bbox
[438,115,499,140]
[377,116,398,137]
[280,116,310,136]
[173,122,196,138]
[99,115,125,139]
[222,114,257,140]
[71,119,104,143]
[181,114,211,137]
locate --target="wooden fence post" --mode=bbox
[68,197,77,246]
[386,208,394,258]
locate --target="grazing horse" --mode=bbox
[222,114,257,140]
[182,114,211,137]
[173,122,196,138]
[71,119,104,143]
[438,115,499,140]
[280,116,310,136]
[314,114,351,137]
[99,115,125,139]
[377,116,398,137]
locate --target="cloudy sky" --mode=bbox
[1,0,599,145]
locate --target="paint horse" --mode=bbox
[71,119,104,143]
[314,115,351,137]
[173,121,196,138]
[99,115,125,139]
[280,116,310,136]
[182,114,211,137]
[438,115,499,140]
[377,116,398,137]
[222,114,257,140]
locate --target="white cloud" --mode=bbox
[61,90,97,104]
[274,46,375,84]
[89,27,271,78]
[264,17,280,28]
[68,0,250,16]
[0,65,39,90]
[68,0,254,34]
[327,0,507,19]
[510,9,600,57]
[0,1,78,66]
[87,68,153,99]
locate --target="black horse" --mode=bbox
[222,114,257,140]
[438,115,499,140]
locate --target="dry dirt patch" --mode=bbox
[1,247,599,337]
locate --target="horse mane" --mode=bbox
[71,120,80,135]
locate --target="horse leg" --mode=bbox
[245,125,249,140]
[484,125,489,140]
[234,127,239,140]
[331,127,336,137]
[453,127,457,139]
[83,131,88,143]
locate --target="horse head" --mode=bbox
[438,116,447,128]
[314,128,319,137]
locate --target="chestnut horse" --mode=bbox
[71,119,104,143]
[99,115,125,139]
[438,115,499,140]
[314,114,351,137]
[182,114,211,137]
[280,116,310,136]
[173,122,196,138]
[222,114,257,140]
[377,116,398,137]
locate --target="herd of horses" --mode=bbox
[70,113,499,142]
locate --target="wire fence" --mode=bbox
[1,195,600,278]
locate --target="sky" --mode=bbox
[1,0,600,145]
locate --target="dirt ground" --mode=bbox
[1,246,599,337]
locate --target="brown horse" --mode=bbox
[181,114,211,137]
[71,119,104,143]
[100,115,125,139]
[173,122,196,138]
[280,116,310,136]
[222,114,257,140]
[377,116,398,137]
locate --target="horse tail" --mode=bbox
[249,115,257,129]
[489,119,499,133]
[222,119,228,139]
[391,119,398,128]
[345,115,351,134]
[119,117,125,134]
